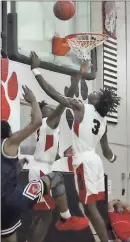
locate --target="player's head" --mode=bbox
[38,100,55,118]
[1,120,12,139]
[88,88,121,117]
[114,200,124,214]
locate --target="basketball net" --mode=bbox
[65,33,108,63]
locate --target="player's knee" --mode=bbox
[48,172,65,197]
[54,172,64,184]
[52,183,65,197]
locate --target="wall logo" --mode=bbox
[1,58,18,120]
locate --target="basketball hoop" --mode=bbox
[65,33,108,62]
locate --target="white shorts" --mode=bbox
[52,156,74,172]
[28,163,52,181]
[74,151,105,204]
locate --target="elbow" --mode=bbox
[101,145,112,159]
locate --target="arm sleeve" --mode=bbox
[5,179,44,212]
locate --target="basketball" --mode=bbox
[53,1,75,21]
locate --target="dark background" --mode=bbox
[17,171,113,242]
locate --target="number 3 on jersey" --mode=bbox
[92,119,100,135]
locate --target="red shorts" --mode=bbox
[34,194,55,211]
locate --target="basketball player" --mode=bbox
[2,85,88,242]
[1,86,43,242]
[23,56,89,242]
[30,52,121,242]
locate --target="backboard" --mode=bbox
[6,1,97,79]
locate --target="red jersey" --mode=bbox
[109,209,130,240]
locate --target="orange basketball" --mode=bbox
[53,1,75,21]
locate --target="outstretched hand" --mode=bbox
[30,51,40,70]
[22,85,36,104]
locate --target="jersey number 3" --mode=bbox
[92,119,100,135]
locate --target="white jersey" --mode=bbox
[72,104,106,156]
[34,118,59,163]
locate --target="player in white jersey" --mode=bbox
[29,108,60,178]
[31,52,121,242]
[25,53,89,242]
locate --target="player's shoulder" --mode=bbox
[98,115,107,130]
[37,118,48,134]
[84,103,95,112]
[41,117,59,134]
[42,117,47,122]
[84,103,91,107]
[95,108,107,122]
[124,208,130,215]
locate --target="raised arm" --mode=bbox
[100,126,117,162]
[3,86,42,156]
[47,73,82,129]
[30,52,82,111]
